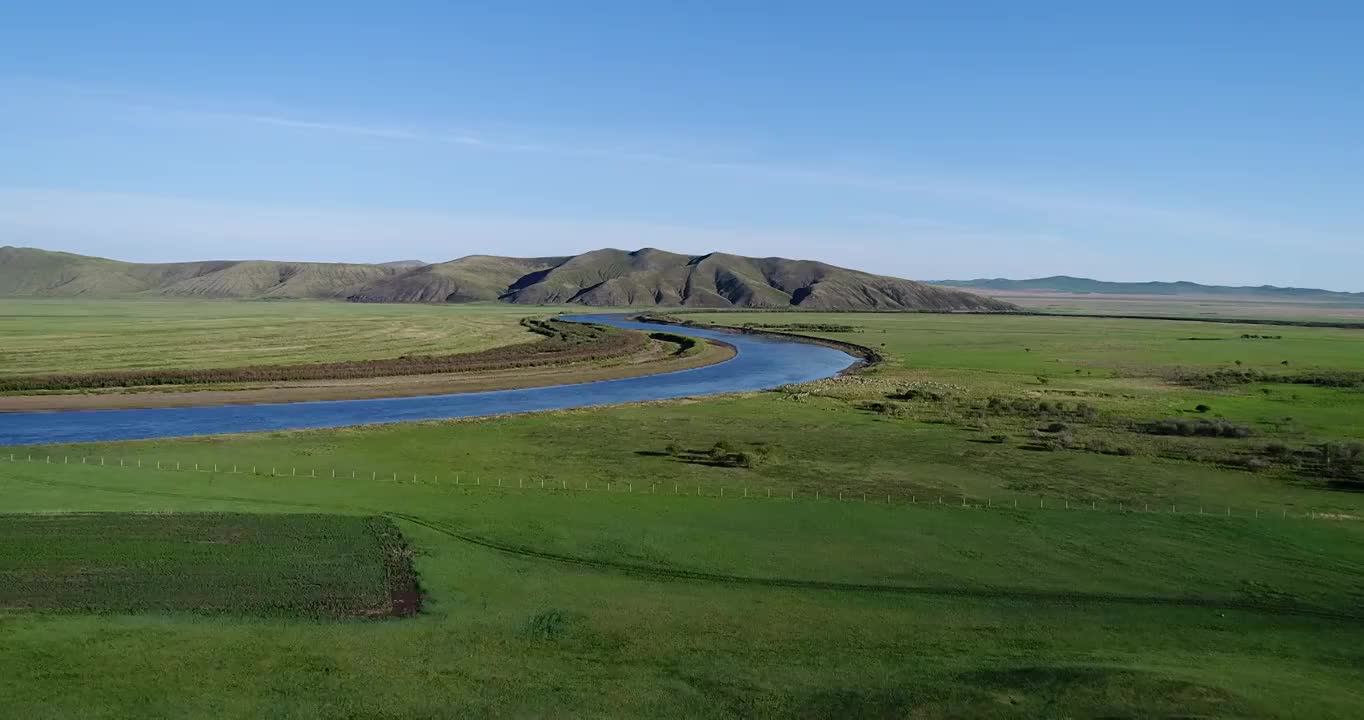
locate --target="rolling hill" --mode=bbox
[0,246,1014,311]
[931,275,1364,303]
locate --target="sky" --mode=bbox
[1,2,1361,290]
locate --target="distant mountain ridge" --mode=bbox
[0,246,1014,312]
[931,275,1364,303]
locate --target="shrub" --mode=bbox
[1042,422,1069,433]
[664,443,682,457]
[989,434,1009,444]
[1195,404,1211,413]
[1144,418,1252,439]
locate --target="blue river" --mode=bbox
[0,315,857,445]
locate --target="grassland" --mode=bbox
[0,299,735,410]
[0,513,417,617]
[2,458,1363,718]
[2,307,1363,717]
[0,298,538,375]
[960,290,1364,322]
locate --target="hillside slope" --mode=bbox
[933,275,1364,303]
[0,246,1014,311]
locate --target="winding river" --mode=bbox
[0,315,858,446]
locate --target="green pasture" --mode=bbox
[3,302,1364,717]
[2,458,1363,718]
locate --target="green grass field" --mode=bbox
[0,513,416,617]
[3,304,1363,717]
[0,299,538,375]
[2,459,1362,718]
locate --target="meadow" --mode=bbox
[2,304,1363,717]
[958,290,1364,322]
[0,298,537,375]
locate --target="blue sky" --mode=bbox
[1,2,1360,289]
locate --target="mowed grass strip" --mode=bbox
[0,513,419,618]
[0,299,539,375]
[0,318,644,391]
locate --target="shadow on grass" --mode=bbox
[633,449,750,468]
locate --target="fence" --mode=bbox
[1,451,1355,522]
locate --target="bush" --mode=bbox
[1042,422,1069,434]
[989,434,1009,444]
[1195,404,1211,413]
[1144,418,1252,439]
[664,443,682,457]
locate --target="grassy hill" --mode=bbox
[932,275,1364,303]
[0,246,1014,311]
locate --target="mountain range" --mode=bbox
[0,246,1014,312]
[931,276,1364,303]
